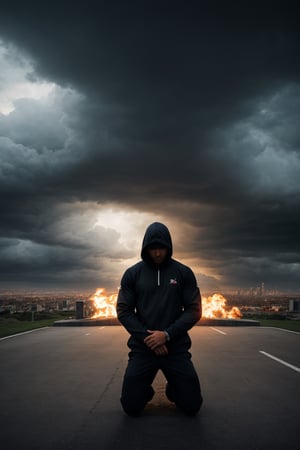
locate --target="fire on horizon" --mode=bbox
[89,288,242,320]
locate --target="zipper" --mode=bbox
[157,268,160,286]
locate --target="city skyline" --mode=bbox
[0,281,299,298]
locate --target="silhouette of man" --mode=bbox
[117,222,203,416]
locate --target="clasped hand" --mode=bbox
[144,330,168,356]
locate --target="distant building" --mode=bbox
[62,300,69,310]
[289,299,300,312]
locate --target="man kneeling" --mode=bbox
[117,222,203,416]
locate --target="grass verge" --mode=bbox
[0,312,75,338]
[0,319,56,338]
[258,319,300,333]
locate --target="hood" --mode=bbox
[141,222,173,262]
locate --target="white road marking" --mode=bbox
[210,327,227,335]
[85,333,91,336]
[260,326,300,335]
[0,327,49,341]
[259,351,300,373]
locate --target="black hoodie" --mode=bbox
[117,222,202,352]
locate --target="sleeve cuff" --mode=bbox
[164,330,170,342]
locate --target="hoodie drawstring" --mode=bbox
[157,268,160,286]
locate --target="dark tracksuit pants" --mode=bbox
[121,349,203,416]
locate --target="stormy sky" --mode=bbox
[0,2,299,293]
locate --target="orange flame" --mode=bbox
[90,288,117,318]
[89,288,242,320]
[202,293,242,319]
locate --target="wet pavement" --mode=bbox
[1,325,299,450]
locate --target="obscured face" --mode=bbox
[147,247,168,265]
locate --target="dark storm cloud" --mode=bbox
[0,1,299,291]
[1,2,299,111]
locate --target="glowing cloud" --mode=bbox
[0,40,55,115]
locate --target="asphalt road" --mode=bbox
[0,325,299,450]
